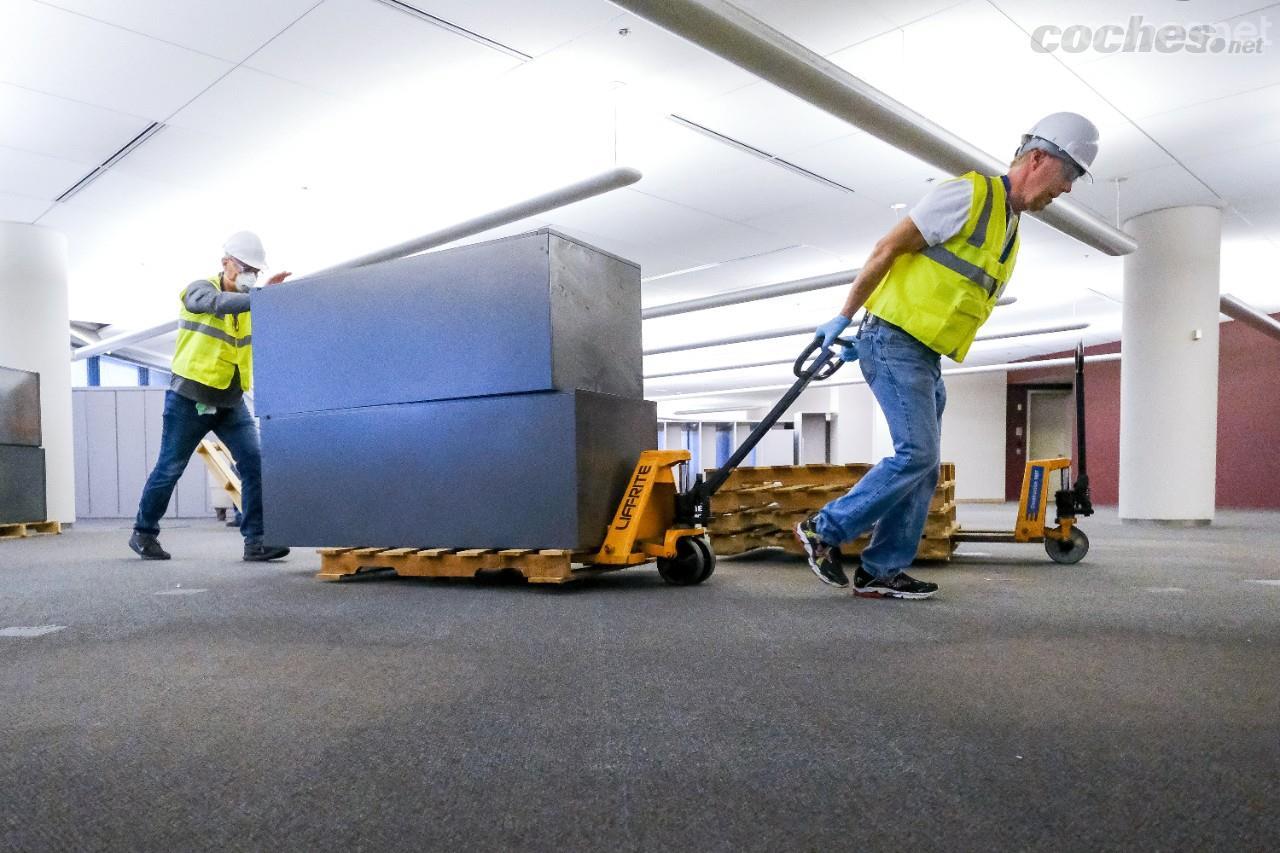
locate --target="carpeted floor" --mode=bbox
[1,505,1277,851]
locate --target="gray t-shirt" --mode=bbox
[909,176,1019,258]
[170,277,252,409]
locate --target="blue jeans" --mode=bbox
[816,319,946,579]
[134,390,265,544]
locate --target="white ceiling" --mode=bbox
[3,0,1279,415]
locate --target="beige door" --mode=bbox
[1027,389,1072,461]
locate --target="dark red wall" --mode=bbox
[1006,315,1280,508]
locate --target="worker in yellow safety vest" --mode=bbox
[794,113,1100,599]
[130,231,293,562]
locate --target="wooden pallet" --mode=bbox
[710,484,777,514]
[316,546,606,584]
[929,481,956,511]
[0,520,62,540]
[707,509,772,535]
[717,463,874,491]
[196,437,242,511]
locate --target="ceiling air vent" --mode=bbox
[669,114,856,195]
[372,0,531,61]
[54,122,165,204]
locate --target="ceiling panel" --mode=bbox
[675,80,864,158]
[414,0,625,57]
[741,189,898,261]
[544,186,796,275]
[1068,7,1280,118]
[784,129,951,206]
[621,120,858,226]
[0,0,232,119]
[1137,83,1280,161]
[109,125,245,189]
[0,191,49,222]
[167,67,342,136]
[245,0,519,102]
[1184,141,1280,205]
[0,144,92,199]
[530,13,754,115]
[0,83,150,165]
[34,0,321,63]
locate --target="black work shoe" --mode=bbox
[795,517,848,588]
[244,543,291,562]
[854,569,938,600]
[129,531,171,560]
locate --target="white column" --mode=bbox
[0,223,74,523]
[829,384,891,463]
[1120,206,1221,525]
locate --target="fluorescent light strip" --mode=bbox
[55,122,165,204]
[650,352,1121,402]
[372,0,532,61]
[669,114,857,195]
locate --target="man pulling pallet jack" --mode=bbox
[794,112,1102,600]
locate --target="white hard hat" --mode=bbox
[222,230,267,270]
[1017,112,1100,180]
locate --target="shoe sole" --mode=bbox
[794,523,848,588]
[853,586,936,600]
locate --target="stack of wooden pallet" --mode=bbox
[708,463,959,561]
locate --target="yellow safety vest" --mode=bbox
[171,275,253,390]
[864,172,1020,362]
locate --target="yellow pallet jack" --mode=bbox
[952,343,1094,563]
[587,336,854,585]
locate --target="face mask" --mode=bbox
[234,270,258,292]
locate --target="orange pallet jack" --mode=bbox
[587,336,854,584]
[952,343,1094,563]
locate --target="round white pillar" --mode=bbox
[1119,206,1221,525]
[0,223,74,524]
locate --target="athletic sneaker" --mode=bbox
[129,531,171,560]
[853,567,938,600]
[795,517,848,588]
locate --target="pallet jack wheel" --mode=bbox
[657,535,715,586]
[1045,527,1089,564]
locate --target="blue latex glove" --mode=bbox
[814,314,851,349]
[839,339,860,362]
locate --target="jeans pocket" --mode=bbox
[860,347,877,384]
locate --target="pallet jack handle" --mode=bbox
[675,335,855,526]
[1057,342,1094,520]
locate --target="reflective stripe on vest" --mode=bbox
[177,318,253,347]
[171,276,254,391]
[862,172,1021,363]
[920,244,1000,295]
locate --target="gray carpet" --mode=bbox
[1,505,1277,851]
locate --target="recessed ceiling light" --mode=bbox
[890,203,907,210]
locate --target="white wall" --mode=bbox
[939,372,1007,500]
[828,371,1008,500]
[72,388,213,519]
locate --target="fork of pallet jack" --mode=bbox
[674,335,855,527]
